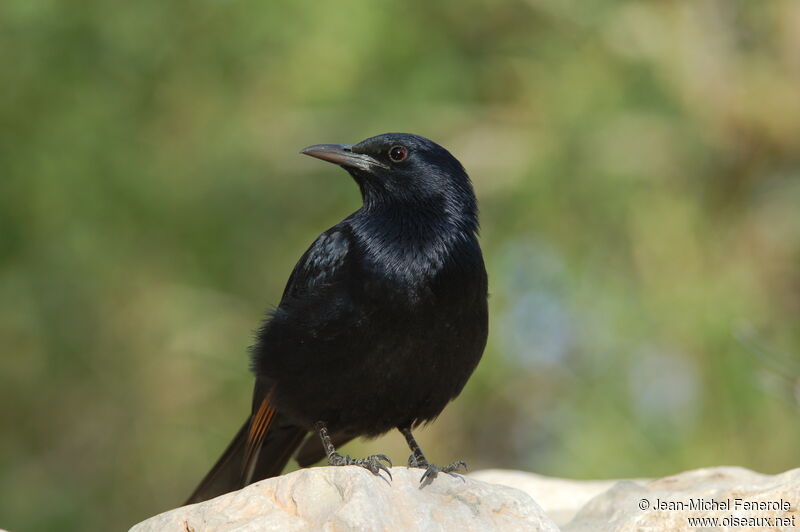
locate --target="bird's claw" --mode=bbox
[407,454,427,468]
[417,460,468,488]
[328,452,393,482]
[361,454,393,481]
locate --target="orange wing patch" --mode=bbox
[242,389,276,484]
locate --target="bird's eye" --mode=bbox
[388,146,408,162]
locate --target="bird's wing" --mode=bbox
[279,226,353,303]
[242,386,277,483]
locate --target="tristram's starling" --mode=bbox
[186,133,488,504]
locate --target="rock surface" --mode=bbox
[130,466,559,532]
[131,466,800,531]
[563,466,800,532]
[470,469,630,526]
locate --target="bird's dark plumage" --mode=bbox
[186,133,488,504]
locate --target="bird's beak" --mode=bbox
[300,144,388,171]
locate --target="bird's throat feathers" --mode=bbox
[349,195,480,281]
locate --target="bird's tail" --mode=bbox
[185,393,307,505]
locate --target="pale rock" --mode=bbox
[129,466,559,532]
[131,466,800,531]
[564,466,800,532]
[470,469,628,526]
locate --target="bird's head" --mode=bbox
[301,133,477,229]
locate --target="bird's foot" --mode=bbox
[328,452,393,482]
[407,455,468,488]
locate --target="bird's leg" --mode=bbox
[401,426,429,468]
[315,421,392,481]
[400,426,467,488]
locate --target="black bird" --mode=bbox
[186,133,488,504]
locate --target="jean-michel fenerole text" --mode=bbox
[652,498,791,512]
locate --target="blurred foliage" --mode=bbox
[2,0,800,529]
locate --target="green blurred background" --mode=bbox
[2,0,799,529]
